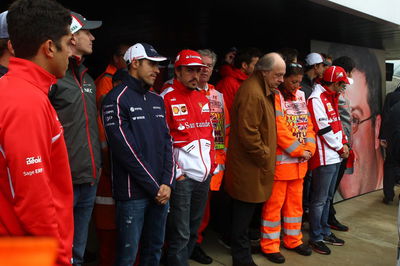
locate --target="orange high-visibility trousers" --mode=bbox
[261,179,304,253]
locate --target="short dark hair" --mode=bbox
[7,0,71,59]
[332,56,356,74]
[233,47,262,69]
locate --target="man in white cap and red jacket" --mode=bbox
[161,49,217,266]
[49,11,102,266]
[307,65,350,255]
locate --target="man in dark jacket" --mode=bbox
[388,101,400,165]
[49,11,102,266]
[380,86,400,204]
[102,43,174,266]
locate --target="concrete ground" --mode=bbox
[85,188,399,266]
[191,188,399,266]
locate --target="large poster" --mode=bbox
[311,40,385,199]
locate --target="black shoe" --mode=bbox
[262,252,285,264]
[190,244,213,264]
[329,217,349,231]
[309,240,331,255]
[323,233,345,246]
[285,243,312,256]
[383,197,394,205]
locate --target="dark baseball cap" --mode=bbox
[70,11,102,34]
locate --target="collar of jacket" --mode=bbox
[277,85,299,101]
[172,78,196,94]
[7,57,56,95]
[125,74,150,95]
[104,64,117,76]
[230,66,249,81]
[321,84,340,105]
[302,73,314,87]
[252,71,274,97]
[69,56,86,71]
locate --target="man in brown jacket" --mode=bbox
[224,53,285,266]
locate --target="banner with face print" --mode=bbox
[311,40,385,200]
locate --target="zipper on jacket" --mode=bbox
[72,68,97,180]
[187,94,209,181]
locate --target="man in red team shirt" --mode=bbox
[0,0,74,265]
[161,49,216,266]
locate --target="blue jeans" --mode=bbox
[167,176,211,266]
[73,183,98,266]
[115,198,169,266]
[309,163,340,242]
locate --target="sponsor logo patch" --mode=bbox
[26,156,42,165]
[172,104,188,116]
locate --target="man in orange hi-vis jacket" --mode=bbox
[260,63,316,264]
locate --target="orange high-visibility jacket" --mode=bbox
[93,65,117,230]
[274,88,316,180]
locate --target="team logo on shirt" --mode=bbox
[172,104,188,116]
[178,124,185,130]
[199,103,210,113]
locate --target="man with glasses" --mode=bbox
[328,46,385,200]
[307,66,350,255]
[190,49,230,265]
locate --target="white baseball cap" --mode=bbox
[305,52,329,66]
[0,11,9,39]
[124,43,167,64]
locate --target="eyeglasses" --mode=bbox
[351,115,374,133]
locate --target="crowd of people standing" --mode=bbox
[0,0,394,266]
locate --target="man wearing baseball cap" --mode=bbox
[0,11,13,77]
[307,66,350,255]
[101,43,174,265]
[300,52,330,99]
[49,11,102,266]
[161,49,216,266]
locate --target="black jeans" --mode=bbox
[231,199,263,264]
[383,146,400,201]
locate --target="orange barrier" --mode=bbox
[0,237,57,266]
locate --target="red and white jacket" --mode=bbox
[307,84,347,170]
[161,79,216,182]
[0,58,74,266]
